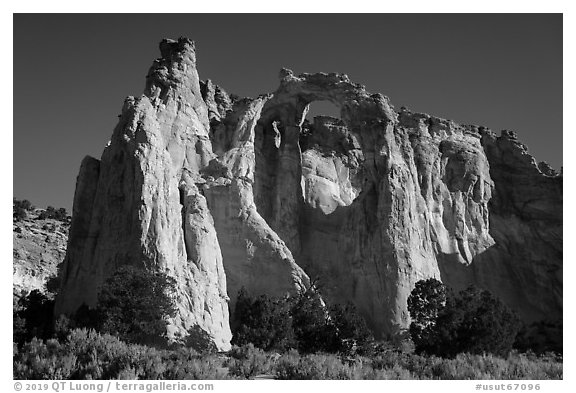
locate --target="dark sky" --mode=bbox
[13,14,563,211]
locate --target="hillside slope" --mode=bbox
[13,204,68,299]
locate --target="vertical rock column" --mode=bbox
[175,176,231,350]
[55,38,232,350]
[272,121,304,256]
[203,97,311,315]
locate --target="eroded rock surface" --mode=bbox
[55,37,562,347]
[55,38,233,350]
[13,214,67,299]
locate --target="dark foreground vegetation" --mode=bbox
[13,258,562,379]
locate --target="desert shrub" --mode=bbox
[369,364,414,379]
[369,347,459,379]
[13,338,77,379]
[14,329,229,380]
[275,352,356,380]
[418,352,563,380]
[42,223,56,232]
[45,267,63,296]
[408,279,447,325]
[407,278,447,354]
[329,302,374,354]
[232,288,295,351]
[273,350,417,380]
[408,279,520,357]
[366,345,562,380]
[13,206,27,221]
[13,199,34,221]
[14,328,562,380]
[53,315,73,341]
[290,287,339,354]
[391,329,416,354]
[185,325,217,354]
[38,206,69,222]
[445,286,520,357]
[14,198,33,210]
[503,352,563,380]
[160,347,228,380]
[227,344,275,379]
[14,290,55,346]
[15,329,153,379]
[94,265,177,345]
[70,303,100,330]
[232,286,373,355]
[63,329,153,379]
[13,314,27,345]
[514,319,563,355]
[13,296,27,346]
[274,349,307,379]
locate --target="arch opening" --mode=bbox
[304,99,341,122]
[299,100,365,215]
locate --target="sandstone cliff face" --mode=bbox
[469,130,562,323]
[55,39,309,350]
[55,38,234,350]
[56,37,562,347]
[201,91,310,312]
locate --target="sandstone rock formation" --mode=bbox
[55,37,562,348]
[55,38,233,350]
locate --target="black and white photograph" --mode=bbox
[7,5,570,389]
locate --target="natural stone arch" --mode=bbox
[251,69,398,254]
[258,68,398,181]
